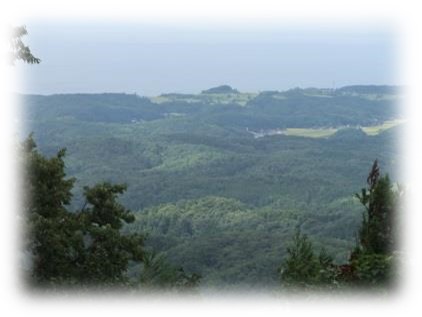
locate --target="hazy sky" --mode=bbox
[16,22,398,96]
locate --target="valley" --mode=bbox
[21,85,403,287]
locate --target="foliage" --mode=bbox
[279,230,338,288]
[354,160,396,255]
[82,183,135,229]
[74,183,144,286]
[22,136,198,289]
[9,26,40,65]
[23,135,79,284]
[342,160,400,286]
[125,196,358,286]
[201,85,239,94]
[21,86,401,287]
[139,251,201,289]
[350,253,394,286]
[279,161,400,289]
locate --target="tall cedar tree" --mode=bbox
[354,160,395,255]
[347,160,399,285]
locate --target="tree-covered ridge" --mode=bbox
[21,85,402,288]
[201,85,239,94]
[23,113,400,212]
[21,84,401,127]
[22,132,401,289]
[126,196,361,286]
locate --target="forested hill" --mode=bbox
[21,85,402,127]
[20,85,403,286]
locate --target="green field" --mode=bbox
[283,119,405,138]
[361,119,406,135]
[285,127,338,138]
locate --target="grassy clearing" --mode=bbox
[284,119,405,138]
[201,93,258,106]
[149,96,171,104]
[361,119,406,135]
[285,128,338,138]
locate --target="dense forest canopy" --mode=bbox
[20,85,403,288]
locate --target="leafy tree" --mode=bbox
[9,26,41,65]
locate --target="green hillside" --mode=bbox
[20,85,403,286]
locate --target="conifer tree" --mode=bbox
[279,230,336,288]
[77,183,144,285]
[354,160,396,255]
[347,160,399,285]
[23,135,81,284]
[22,136,144,286]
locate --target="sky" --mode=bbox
[16,22,398,96]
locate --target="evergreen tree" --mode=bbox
[139,251,201,289]
[22,136,144,286]
[77,183,144,286]
[346,160,400,286]
[354,160,396,255]
[23,135,81,285]
[279,230,337,288]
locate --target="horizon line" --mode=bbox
[14,84,403,97]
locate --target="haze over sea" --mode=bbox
[17,23,397,95]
